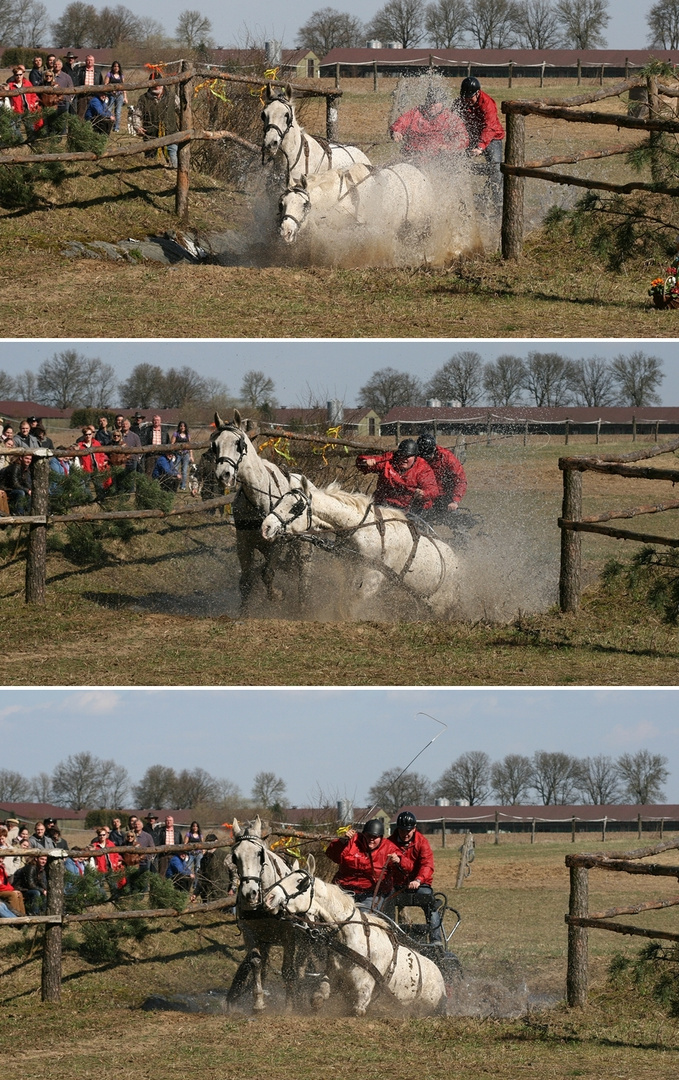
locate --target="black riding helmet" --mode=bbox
[417,433,437,458]
[394,438,419,459]
[396,811,417,830]
[460,76,481,98]
[363,818,385,837]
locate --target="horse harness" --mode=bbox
[214,424,309,534]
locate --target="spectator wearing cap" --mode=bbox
[62,52,77,76]
[5,818,19,845]
[35,425,54,450]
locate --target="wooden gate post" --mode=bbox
[559,464,582,612]
[501,108,525,260]
[441,817,446,847]
[647,73,662,183]
[41,853,65,1003]
[25,452,50,605]
[566,864,589,1007]
[176,60,193,220]
[455,831,475,888]
[494,809,500,845]
[326,93,340,140]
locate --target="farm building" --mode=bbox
[269,406,381,437]
[399,803,679,836]
[0,801,87,827]
[318,47,679,82]
[380,406,679,440]
[0,401,74,424]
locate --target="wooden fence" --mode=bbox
[1,65,343,220]
[558,436,679,611]
[416,810,675,845]
[501,74,679,260]
[565,838,679,1006]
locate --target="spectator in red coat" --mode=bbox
[7,64,41,131]
[77,426,112,495]
[356,439,439,513]
[390,86,468,160]
[326,818,400,910]
[91,826,123,873]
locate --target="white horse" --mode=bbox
[230,816,315,1012]
[260,477,462,618]
[261,83,370,187]
[264,855,447,1016]
[278,161,433,265]
[212,411,311,610]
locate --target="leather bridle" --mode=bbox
[213,424,247,472]
[266,487,312,533]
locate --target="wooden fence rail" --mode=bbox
[565,839,679,1006]
[500,74,679,259]
[558,438,679,611]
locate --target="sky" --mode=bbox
[3,341,679,410]
[45,0,653,54]
[2,687,679,805]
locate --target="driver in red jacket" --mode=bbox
[456,76,505,209]
[416,432,467,518]
[387,811,444,944]
[356,439,439,513]
[390,86,469,160]
[326,818,400,910]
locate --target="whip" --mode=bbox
[359,711,448,825]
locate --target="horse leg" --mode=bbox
[352,971,375,1017]
[226,954,254,1010]
[236,533,258,612]
[311,975,331,1011]
[250,947,266,1012]
[261,540,284,603]
[294,541,312,612]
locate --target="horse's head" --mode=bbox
[278,178,310,243]
[261,477,313,541]
[231,815,272,909]
[261,82,294,158]
[263,855,316,917]
[212,409,249,487]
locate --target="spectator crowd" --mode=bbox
[0,814,232,916]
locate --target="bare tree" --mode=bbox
[173,767,220,807]
[367,766,432,815]
[514,0,561,47]
[13,0,49,45]
[570,356,616,406]
[51,1,97,46]
[574,755,622,804]
[465,0,519,47]
[175,8,214,48]
[82,358,117,409]
[0,768,31,801]
[358,366,423,413]
[96,760,130,807]
[436,751,491,805]
[0,0,16,41]
[482,354,526,405]
[648,0,679,47]
[91,4,141,46]
[52,751,112,810]
[240,370,277,410]
[616,750,669,804]
[424,0,469,45]
[132,764,178,808]
[531,750,580,804]
[136,15,172,48]
[523,351,575,406]
[490,754,534,804]
[251,771,287,809]
[367,0,425,46]
[426,351,484,406]
[554,0,609,47]
[0,369,15,397]
[118,363,166,408]
[610,352,664,406]
[161,366,209,408]
[13,369,38,401]
[297,6,365,52]
[30,771,54,803]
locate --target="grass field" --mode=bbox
[0,434,677,685]
[0,77,673,338]
[2,832,678,1080]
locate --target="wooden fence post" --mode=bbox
[577,58,581,86]
[540,61,545,88]
[326,94,340,140]
[638,812,642,839]
[565,419,570,445]
[531,817,536,844]
[335,62,340,89]
[647,73,662,182]
[494,809,500,845]
[508,61,513,88]
[373,60,378,91]
[455,832,475,888]
[632,414,637,442]
[601,815,607,842]
[571,815,576,843]
[559,465,582,612]
[501,109,525,260]
[567,865,589,1007]
[441,817,446,847]
[41,854,64,1003]
[596,418,601,445]
[25,453,50,605]
[176,60,193,220]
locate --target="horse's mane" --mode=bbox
[319,481,409,521]
[304,162,371,196]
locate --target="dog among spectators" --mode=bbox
[127,104,137,135]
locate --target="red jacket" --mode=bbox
[0,862,14,891]
[390,106,469,155]
[427,446,467,503]
[77,439,113,488]
[390,829,435,889]
[458,91,505,151]
[91,839,122,873]
[8,76,40,114]
[356,453,439,511]
[326,833,400,894]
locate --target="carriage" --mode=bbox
[388,887,463,989]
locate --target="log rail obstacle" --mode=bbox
[558,436,679,612]
[566,837,679,1007]
[501,73,679,260]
